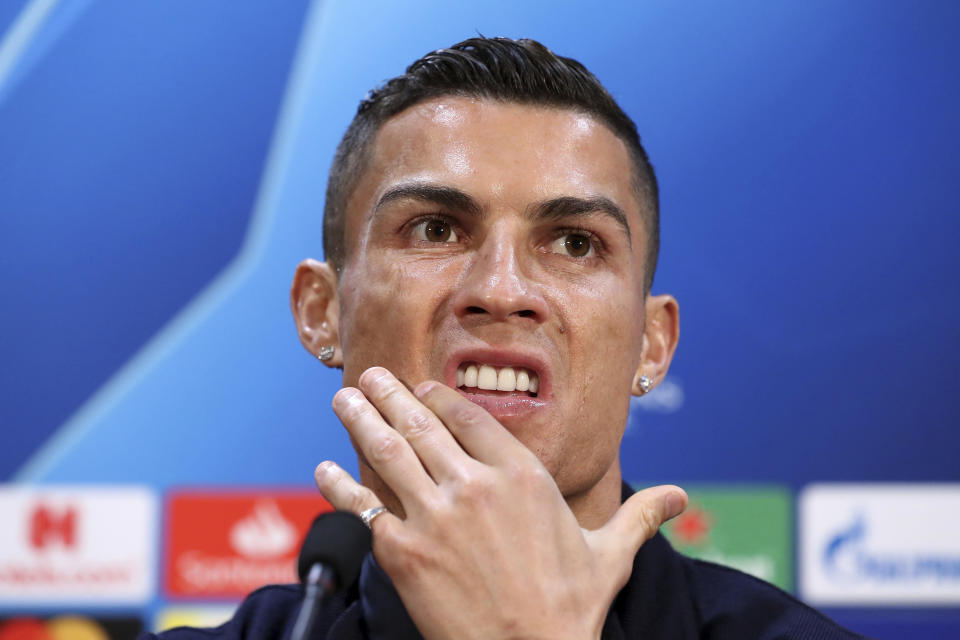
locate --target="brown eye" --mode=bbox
[564,234,591,257]
[425,220,450,241]
[416,219,458,243]
[549,232,594,258]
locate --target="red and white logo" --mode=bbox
[229,500,298,559]
[165,490,331,599]
[29,503,78,551]
[0,485,156,604]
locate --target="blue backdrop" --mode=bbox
[1,1,958,637]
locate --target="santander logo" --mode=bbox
[228,501,297,559]
[165,490,331,598]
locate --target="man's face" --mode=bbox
[336,97,652,499]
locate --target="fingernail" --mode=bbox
[362,367,391,386]
[665,491,687,520]
[333,387,363,408]
[315,461,333,481]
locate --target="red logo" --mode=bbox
[670,505,712,546]
[165,490,331,599]
[29,504,78,551]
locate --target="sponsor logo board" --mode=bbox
[800,484,960,605]
[658,485,793,591]
[165,490,331,598]
[0,485,156,604]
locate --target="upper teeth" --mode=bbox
[457,363,539,394]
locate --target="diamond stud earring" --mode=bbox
[318,345,335,362]
[638,374,653,394]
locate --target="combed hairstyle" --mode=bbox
[322,36,660,291]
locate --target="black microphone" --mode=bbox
[291,511,372,640]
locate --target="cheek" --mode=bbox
[564,275,645,376]
[559,281,644,452]
[594,297,644,414]
[339,262,406,378]
[338,258,449,383]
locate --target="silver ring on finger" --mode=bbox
[360,505,388,529]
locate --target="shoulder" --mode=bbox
[618,484,863,639]
[681,557,866,639]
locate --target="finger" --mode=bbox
[358,367,473,482]
[332,387,436,506]
[414,381,532,466]
[592,484,687,561]
[314,461,400,533]
[314,460,381,512]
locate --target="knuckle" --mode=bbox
[419,493,445,517]
[370,381,401,404]
[454,470,495,504]
[503,459,549,487]
[451,403,486,430]
[368,434,403,464]
[529,464,553,486]
[402,411,433,439]
[637,502,661,533]
[502,460,526,482]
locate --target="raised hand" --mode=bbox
[315,366,687,640]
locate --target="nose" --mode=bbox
[453,227,549,324]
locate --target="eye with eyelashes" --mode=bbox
[409,215,461,243]
[546,230,598,258]
[405,214,606,261]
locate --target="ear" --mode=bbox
[631,294,680,395]
[290,259,343,368]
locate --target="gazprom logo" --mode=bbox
[800,484,960,605]
[823,514,960,584]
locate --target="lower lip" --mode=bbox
[455,388,548,420]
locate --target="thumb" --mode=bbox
[592,484,687,562]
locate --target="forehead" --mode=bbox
[345,97,644,236]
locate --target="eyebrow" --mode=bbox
[530,196,632,247]
[374,182,631,245]
[375,183,483,218]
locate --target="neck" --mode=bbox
[563,458,624,530]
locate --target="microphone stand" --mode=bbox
[291,562,337,640]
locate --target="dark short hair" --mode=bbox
[323,36,660,291]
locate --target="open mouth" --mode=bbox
[456,362,539,397]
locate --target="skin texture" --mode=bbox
[291,97,684,639]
